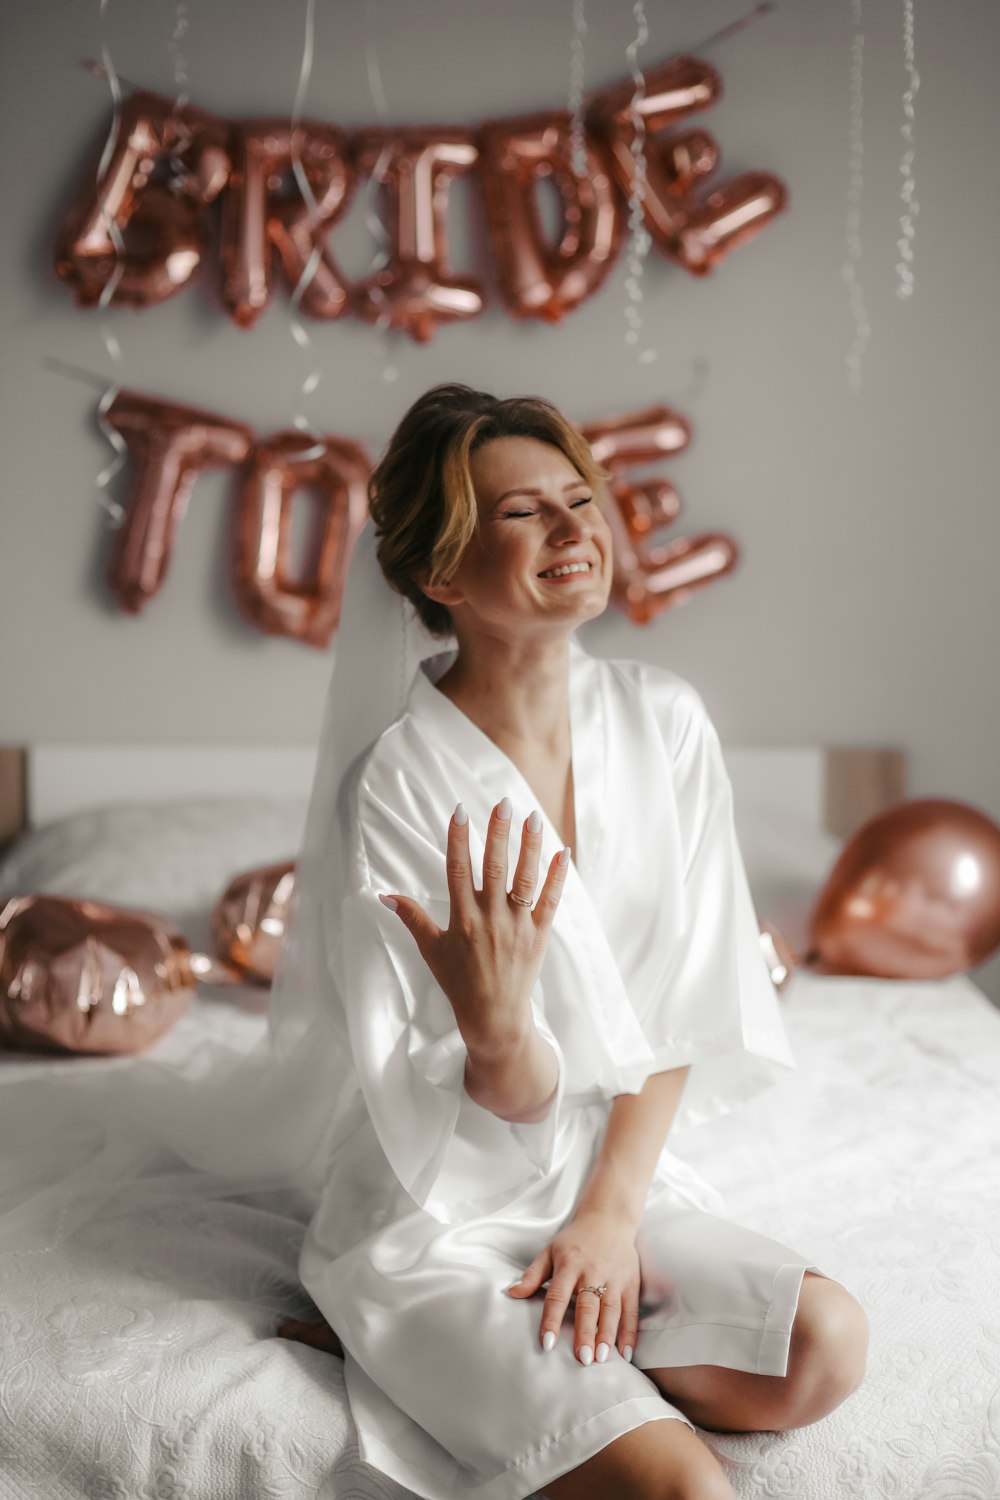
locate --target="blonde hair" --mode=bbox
[368,384,610,638]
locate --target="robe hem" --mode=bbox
[635,1261,825,1378]
[354,1393,691,1500]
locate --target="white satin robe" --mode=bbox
[299,635,825,1499]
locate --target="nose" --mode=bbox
[548,502,591,545]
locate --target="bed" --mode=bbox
[0,740,997,1500]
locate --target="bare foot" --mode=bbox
[277,1315,344,1357]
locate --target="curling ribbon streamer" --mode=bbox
[93,0,128,526]
[841,0,871,395]
[287,0,328,460]
[622,1,657,365]
[363,0,399,383]
[895,0,919,302]
[568,0,588,178]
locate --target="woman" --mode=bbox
[280,384,869,1500]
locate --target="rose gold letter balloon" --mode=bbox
[55,89,229,308]
[807,799,1000,980]
[587,56,787,275]
[351,129,484,342]
[235,432,372,648]
[581,406,738,625]
[103,391,254,614]
[477,110,623,322]
[221,119,356,329]
[0,895,197,1055]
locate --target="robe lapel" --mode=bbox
[407,637,664,1096]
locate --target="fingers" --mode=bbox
[481,796,512,901]
[534,1273,637,1365]
[506,1245,551,1299]
[377,891,440,959]
[509,807,543,907]
[617,1296,639,1364]
[532,844,572,928]
[444,801,475,922]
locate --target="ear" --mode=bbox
[416,569,467,609]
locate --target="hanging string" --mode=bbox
[622,0,657,366]
[691,3,776,54]
[91,0,129,527]
[568,0,588,177]
[163,2,193,191]
[895,0,919,301]
[841,0,871,396]
[286,0,328,460]
[363,0,399,384]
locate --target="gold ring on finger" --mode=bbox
[579,1284,608,1298]
[507,891,533,908]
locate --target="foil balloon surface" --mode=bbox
[210,861,297,984]
[806,799,1000,980]
[0,894,202,1055]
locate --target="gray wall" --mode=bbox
[3,0,999,1002]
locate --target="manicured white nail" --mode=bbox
[378,893,398,911]
[579,1345,593,1366]
[497,796,512,821]
[557,846,571,866]
[623,1344,634,1363]
[454,802,468,825]
[527,808,542,833]
[542,1330,556,1353]
[596,1342,609,1364]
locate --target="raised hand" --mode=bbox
[377,796,570,1056]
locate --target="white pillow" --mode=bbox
[0,798,309,957]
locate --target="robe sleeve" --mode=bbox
[327,764,567,1221]
[633,669,797,1130]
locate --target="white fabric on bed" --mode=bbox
[1,800,998,1498]
[0,968,997,1499]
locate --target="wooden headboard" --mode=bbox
[0,742,906,857]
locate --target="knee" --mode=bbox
[779,1275,869,1429]
[665,1467,735,1500]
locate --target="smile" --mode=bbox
[538,561,593,579]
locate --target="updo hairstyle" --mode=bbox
[368,383,609,639]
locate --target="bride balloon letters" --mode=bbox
[55,56,788,340]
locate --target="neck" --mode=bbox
[434,629,575,754]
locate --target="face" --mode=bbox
[426,435,613,640]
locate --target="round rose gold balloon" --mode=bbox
[210,861,296,984]
[0,895,198,1055]
[806,799,1000,980]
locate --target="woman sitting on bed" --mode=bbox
[280,384,869,1500]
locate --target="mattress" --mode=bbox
[1,797,998,1499]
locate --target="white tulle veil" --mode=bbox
[0,520,457,1257]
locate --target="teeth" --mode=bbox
[539,562,591,578]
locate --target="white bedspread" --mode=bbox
[0,970,997,1499]
[1,799,998,1497]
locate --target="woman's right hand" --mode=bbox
[377,797,570,1055]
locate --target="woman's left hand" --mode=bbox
[506,1209,643,1365]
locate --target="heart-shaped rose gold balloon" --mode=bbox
[210,861,297,983]
[0,894,203,1055]
[805,799,1000,980]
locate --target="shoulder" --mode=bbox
[592,652,716,753]
[342,714,447,894]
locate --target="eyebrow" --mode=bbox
[493,478,591,507]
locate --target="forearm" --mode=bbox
[464,1022,559,1124]
[574,1066,691,1230]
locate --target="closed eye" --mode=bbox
[502,496,593,518]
